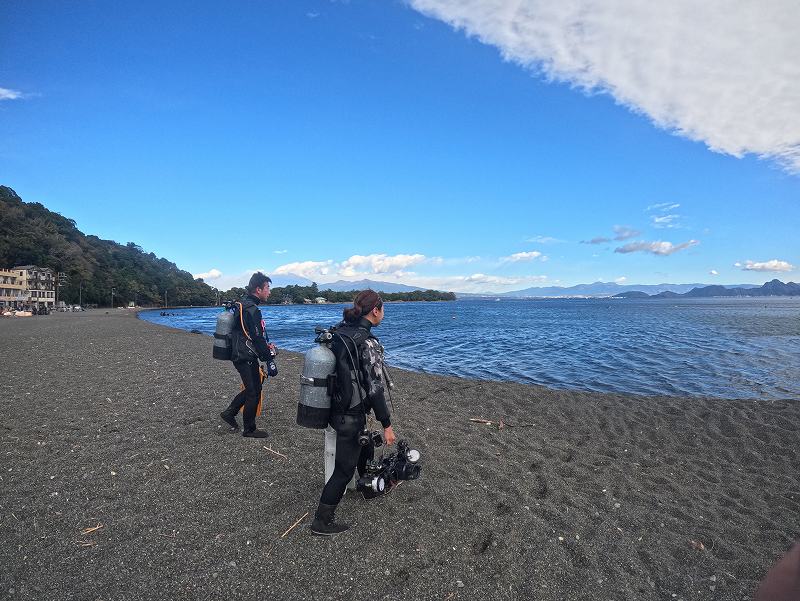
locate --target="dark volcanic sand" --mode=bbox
[1,310,798,601]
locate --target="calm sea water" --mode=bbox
[139,298,800,400]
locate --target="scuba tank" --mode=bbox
[212,306,235,360]
[297,327,337,429]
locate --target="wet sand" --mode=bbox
[1,310,798,600]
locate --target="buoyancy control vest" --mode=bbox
[330,323,371,414]
[230,297,271,363]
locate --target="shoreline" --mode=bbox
[1,311,798,600]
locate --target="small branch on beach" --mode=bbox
[80,524,103,535]
[281,512,309,538]
[76,540,97,547]
[263,446,287,459]
[469,417,536,429]
[155,531,177,539]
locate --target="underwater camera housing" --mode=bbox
[356,440,421,493]
[358,428,384,448]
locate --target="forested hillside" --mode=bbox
[0,186,215,306]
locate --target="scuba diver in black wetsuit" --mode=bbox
[310,290,396,536]
[220,272,274,438]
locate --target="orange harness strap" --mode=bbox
[238,365,266,417]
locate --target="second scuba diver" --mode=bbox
[310,289,396,536]
[220,272,275,438]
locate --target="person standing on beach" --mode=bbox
[310,289,396,536]
[220,272,274,438]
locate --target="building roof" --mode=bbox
[13,265,53,272]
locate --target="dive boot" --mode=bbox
[310,503,349,536]
[220,409,239,432]
[242,428,269,438]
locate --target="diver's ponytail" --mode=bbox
[343,289,383,323]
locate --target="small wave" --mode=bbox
[139,298,800,400]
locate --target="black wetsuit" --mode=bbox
[225,294,271,433]
[320,317,391,505]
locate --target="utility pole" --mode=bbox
[111,287,115,309]
[164,290,168,308]
[57,272,67,310]
[79,282,82,307]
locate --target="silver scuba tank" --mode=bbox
[212,308,235,360]
[297,329,337,429]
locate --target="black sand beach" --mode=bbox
[1,310,798,601]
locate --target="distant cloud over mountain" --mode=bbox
[339,253,426,277]
[735,259,795,272]
[274,260,333,279]
[409,0,800,172]
[272,253,428,281]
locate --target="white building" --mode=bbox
[0,269,28,307]
[12,265,56,309]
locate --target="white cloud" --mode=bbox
[193,268,223,281]
[306,11,320,18]
[734,259,794,272]
[615,276,627,284]
[647,202,681,212]
[409,0,800,173]
[273,249,288,254]
[526,235,563,244]
[274,260,334,279]
[339,253,426,277]
[199,270,259,291]
[501,250,543,263]
[272,253,427,280]
[0,87,24,100]
[709,269,719,276]
[435,255,482,265]
[652,214,681,228]
[615,239,699,256]
[613,225,640,241]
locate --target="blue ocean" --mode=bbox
[139,298,800,400]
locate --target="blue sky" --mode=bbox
[1,0,798,292]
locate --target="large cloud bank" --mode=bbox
[409,0,800,172]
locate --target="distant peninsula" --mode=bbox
[221,283,455,305]
[613,279,799,299]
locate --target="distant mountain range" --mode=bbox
[459,281,758,299]
[275,276,785,298]
[614,279,799,299]
[318,279,424,293]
